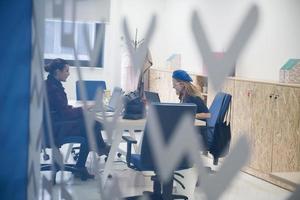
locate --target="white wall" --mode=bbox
[45,0,110,21]
[237,0,300,81]
[119,0,168,70]
[51,0,300,99]
[119,0,300,81]
[45,0,121,99]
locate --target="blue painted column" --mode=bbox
[0,0,32,199]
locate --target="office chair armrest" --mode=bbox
[174,172,186,190]
[122,136,137,144]
[174,172,184,179]
[122,136,137,168]
[174,177,185,190]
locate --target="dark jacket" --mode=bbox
[182,95,209,114]
[45,74,83,121]
[44,75,104,146]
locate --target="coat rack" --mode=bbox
[133,28,153,97]
[133,28,144,49]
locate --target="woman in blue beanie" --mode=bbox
[172,70,210,120]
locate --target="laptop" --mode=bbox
[144,91,161,103]
[104,87,123,112]
[89,87,123,114]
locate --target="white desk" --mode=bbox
[94,114,205,183]
[68,99,95,107]
[94,115,146,183]
[69,100,206,183]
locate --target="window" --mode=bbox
[44,19,105,67]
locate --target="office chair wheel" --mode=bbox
[73,168,94,181]
[213,158,219,165]
[51,172,57,185]
[43,153,50,161]
[204,166,215,174]
[71,147,80,161]
[80,175,88,181]
[73,154,79,161]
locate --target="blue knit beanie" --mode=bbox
[172,70,193,82]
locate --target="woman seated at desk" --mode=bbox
[172,69,211,155]
[172,69,211,120]
[44,58,110,179]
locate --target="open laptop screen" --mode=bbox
[106,87,123,111]
[144,91,161,103]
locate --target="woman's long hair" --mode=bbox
[176,79,203,100]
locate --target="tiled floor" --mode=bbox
[40,150,293,200]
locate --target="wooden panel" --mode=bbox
[299,121,300,170]
[149,69,178,103]
[196,75,208,94]
[161,71,178,103]
[299,128,300,170]
[231,80,253,149]
[195,75,208,104]
[242,167,296,191]
[149,69,160,92]
[222,78,235,96]
[271,86,300,172]
[222,78,235,136]
[226,78,300,189]
[270,172,300,188]
[250,83,274,173]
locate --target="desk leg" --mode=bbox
[128,129,138,153]
[65,143,73,162]
[102,127,123,184]
[136,131,143,153]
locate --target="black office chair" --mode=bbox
[122,103,197,200]
[41,113,91,184]
[199,92,232,165]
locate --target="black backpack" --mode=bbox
[123,90,145,120]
